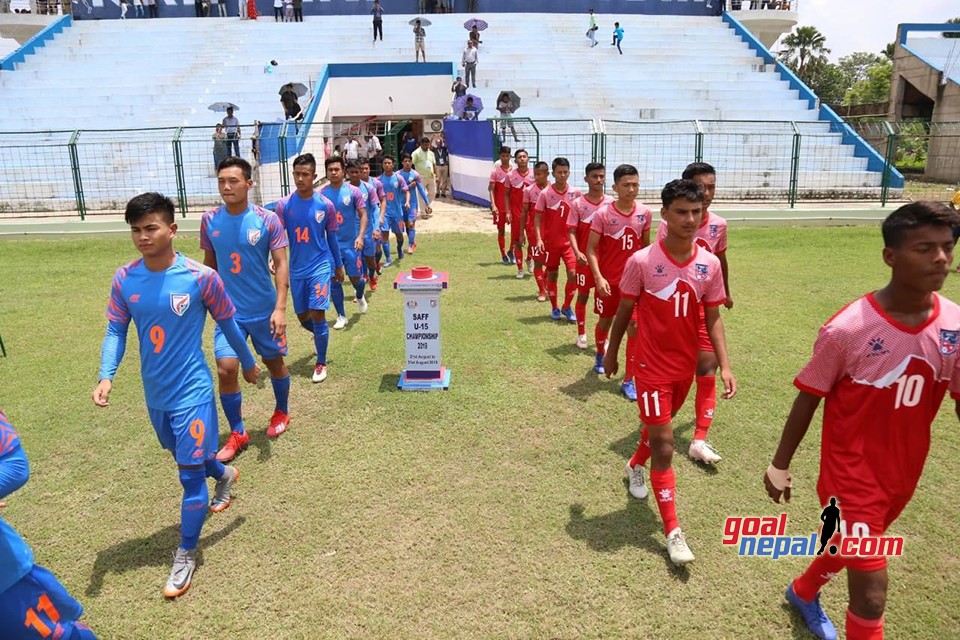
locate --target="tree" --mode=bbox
[944,17,960,38]
[882,42,895,60]
[843,60,893,105]
[778,26,831,81]
[838,52,885,86]
[805,60,847,106]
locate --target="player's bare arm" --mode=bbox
[602,296,635,377]
[269,246,289,340]
[569,226,586,265]
[534,210,544,250]
[356,206,367,251]
[718,251,733,308]
[203,248,218,271]
[334,265,346,283]
[586,230,608,296]
[764,391,821,503]
[489,183,498,219]
[704,305,736,399]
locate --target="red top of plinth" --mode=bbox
[393,266,449,289]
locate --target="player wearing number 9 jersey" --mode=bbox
[0,411,97,639]
[92,193,260,599]
[603,179,735,567]
[765,202,960,640]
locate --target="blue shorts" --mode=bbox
[147,401,218,466]
[0,565,91,640]
[213,318,287,361]
[362,236,377,257]
[385,217,405,237]
[404,206,418,224]
[340,246,364,278]
[291,270,331,315]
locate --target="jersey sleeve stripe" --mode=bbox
[793,378,830,398]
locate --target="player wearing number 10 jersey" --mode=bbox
[765,202,960,640]
[603,179,736,566]
[92,193,260,598]
[0,411,97,639]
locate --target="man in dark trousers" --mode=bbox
[371,0,383,42]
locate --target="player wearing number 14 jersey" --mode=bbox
[603,179,736,566]
[765,202,960,640]
[92,193,260,598]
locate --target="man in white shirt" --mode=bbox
[365,134,382,171]
[344,136,360,161]
[461,40,478,88]
[222,107,241,157]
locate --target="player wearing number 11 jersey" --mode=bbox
[765,202,960,640]
[92,193,260,598]
[602,179,736,566]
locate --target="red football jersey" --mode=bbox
[535,184,582,249]
[507,168,534,218]
[489,164,510,212]
[620,240,725,382]
[590,201,653,286]
[657,209,728,255]
[567,194,613,253]
[795,293,960,512]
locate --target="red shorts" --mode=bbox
[594,283,620,318]
[529,243,544,260]
[575,263,595,293]
[635,377,694,426]
[510,211,524,246]
[697,303,713,352]
[493,208,507,229]
[544,244,576,271]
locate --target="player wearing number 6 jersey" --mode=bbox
[92,193,260,599]
[0,411,97,639]
[765,202,960,640]
[603,179,736,566]
[201,157,291,461]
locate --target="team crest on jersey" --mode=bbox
[170,293,191,317]
[939,329,959,356]
[342,194,351,206]
[315,210,325,224]
[247,229,261,246]
[709,224,719,239]
[695,263,709,280]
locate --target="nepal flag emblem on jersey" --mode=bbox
[247,229,262,246]
[709,224,719,238]
[170,293,191,317]
[695,263,709,281]
[939,329,959,356]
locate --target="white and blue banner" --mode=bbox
[445,118,494,208]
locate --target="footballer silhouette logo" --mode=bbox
[247,229,262,246]
[817,497,841,556]
[170,293,191,317]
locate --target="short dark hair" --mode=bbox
[466,97,474,102]
[533,161,549,171]
[661,179,703,208]
[382,154,395,164]
[514,148,528,158]
[584,162,605,176]
[552,157,570,171]
[613,164,639,182]
[400,153,412,162]
[681,162,716,181]
[218,156,252,180]
[125,192,175,226]
[293,153,316,170]
[500,146,511,156]
[345,159,360,171]
[882,201,960,248]
[420,137,431,144]
[359,158,371,167]
[325,156,344,171]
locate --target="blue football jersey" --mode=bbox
[274,192,342,278]
[320,183,367,247]
[355,180,380,242]
[397,168,426,211]
[0,413,33,595]
[379,172,409,220]
[199,205,287,323]
[103,254,235,411]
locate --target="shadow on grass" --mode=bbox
[516,314,562,326]
[487,274,523,281]
[559,369,620,402]
[288,353,318,380]
[566,502,690,581]
[781,601,823,639]
[544,342,585,361]
[503,295,541,304]
[608,421,719,476]
[379,373,401,392]
[86,516,246,597]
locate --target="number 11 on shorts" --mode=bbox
[641,390,661,417]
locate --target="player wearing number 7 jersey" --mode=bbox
[0,410,98,639]
[765,202,960,640]
[603,179,736,566]
[201,157,292,461]
[92,193,261,599]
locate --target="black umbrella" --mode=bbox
[498,91,521,112]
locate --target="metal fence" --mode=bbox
[1,118,958,218]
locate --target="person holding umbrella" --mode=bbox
[412,18,427,62]
[497,92,519,143]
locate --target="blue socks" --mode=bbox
[220,392,244,435]
[354,279,366,301]
[408,227,416,247]
[331,281,346,317]
[313,319,329,364]
[271,375,290,414]
[383,242,391,262]
[178,466,208,551]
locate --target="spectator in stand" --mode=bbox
[345,136,361,162]
[292,0,302,21]
[451,76,467,103]
[283,0,293,22]
[210,0,225,16]
[418,0,426,12]
[439,0,453,13]
[434,136,450,198]
[145,0,157,18]
[586,9,598,47]
[213,125,228,171]
[332,144,342,158]
[365,134,382,172]
[401,132,418,157]
[238,0,247,18]
[413,19,427,62]
[461,97,479,120]
[132,0,143,17]
[222,107,241,157]
[467,0,476,11]
[612,21,623,55]
[120,0,128,19]
[468,25,482,48]
[497,92,519,142]
[371,0,384,42]
[412,136,438,207]
[462,40,478,88]
[194,0,203,17]
[273,0,282,21]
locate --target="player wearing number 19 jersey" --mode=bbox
[93,193,259,598]
[765,202,960,640]
[0,411,97,640]
[603,180,736,566]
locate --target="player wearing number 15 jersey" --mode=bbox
[765,202,960,640]
[0,411,97,639]
[92,193,260,599]
[603,179,736,567]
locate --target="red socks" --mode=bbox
[628,425,651,468]
[792,551,846,602]
[693,374,717,441]
[515,248,524,271]
[547,278,559,310]
[595,326,609,356]
[575,301,587,336]
[497,233,506,258]
[534,266,547,297]
[847,609,884,640]
[625,334,637,383]
[650,467,679,536]
[563,280,576,309]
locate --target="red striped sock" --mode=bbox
[515,249,524,271]
[563,280,576,309]
[497,234,506,258]
[575,301,587,337]
[595,325,608,356]
[650,467,679,536]
[628,426,650,468]
[534,267,547,296]
[547,279,559,310]
[693,375,717,441]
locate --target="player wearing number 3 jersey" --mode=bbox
[0,411,98,639]
[766,202,960,640]
[603,179,736,567]
[93,193,260,599]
